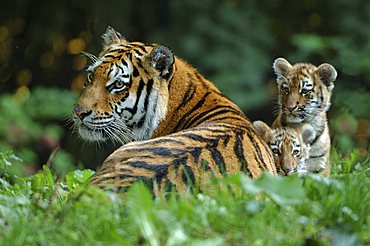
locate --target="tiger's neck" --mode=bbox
[151,57,250,138]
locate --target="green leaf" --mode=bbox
[126,183,160,245]
[65,169,95,189]
[240,172,306,206]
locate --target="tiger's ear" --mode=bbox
[273,58,292,81]
[316,63,337,91]
[301,124,316,145]
[149,45,174,79]
[253,121,272,143]
[101,26,127,48]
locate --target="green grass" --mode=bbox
[0,150,369,245]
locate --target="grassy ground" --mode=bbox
[0,149,369,245]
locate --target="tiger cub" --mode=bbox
[253,121,316,175]
[72,27,276,195]
[272,58,337,176]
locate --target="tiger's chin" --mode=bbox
[77,126,108,142]
[286,114,305,123]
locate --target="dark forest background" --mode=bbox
[0,0,369,175]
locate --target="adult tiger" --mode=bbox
[73,27,275,195]
[272,58,337,176]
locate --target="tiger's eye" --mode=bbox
[301,89,310,95]
[283,87,289,94]
[115,80,125,88]
[272,148,279,155]
[293,149,300,155]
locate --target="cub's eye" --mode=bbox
[292,149,300,156]
[301,89,311,95]
[271,148,280,155]
[115,80,125,89]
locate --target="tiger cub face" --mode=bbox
[73,27,174,144]
[273,58,337,124]
[253,121,315,175]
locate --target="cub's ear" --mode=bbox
[253,120,272,143]
[149,45,174,79]
[101,26,127,48]
[301,124,316,145]
[273,58,292,80]
[316,63,337,91]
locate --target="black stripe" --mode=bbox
[134,45,147,53]
[126,147,186,157]
[108,48,124,53]
[104,54,122,60]
[143,79,154,113]
[319,86,324,103]
[127,138,185,147]
[173,92,211,132]
[183,106,243,129]
[181,126,226,134]
[247,132,267,169]
[181,133,210,143]
[174,81,196,112]
[205,115,247,125]
[137,79,154,128]
[176,160,195,186]
[124,161,169,171]
[120,59,128,67]
[189,147,202,164]
[132,66,139,77]
[108,67,114,78]
[134,49,143,57]
[209,146,227,175]
[152,167,169,191]
[234,133,248,170]
[126,79,145,115]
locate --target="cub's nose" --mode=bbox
[287,105,297,112]
[74,105,92,120]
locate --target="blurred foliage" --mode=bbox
[0,87,77,175]
[0,0,368,173]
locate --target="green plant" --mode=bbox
[0,148,369,245]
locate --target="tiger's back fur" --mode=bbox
[271,58,337,176]
[73,27,276,194]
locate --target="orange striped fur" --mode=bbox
[73,27,276,194]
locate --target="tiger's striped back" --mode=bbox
[73,27,276,194]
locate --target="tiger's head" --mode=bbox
[273,58,337,124]
[253,121,315,175]
[73,27,174,144]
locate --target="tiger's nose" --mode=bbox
[287,105,297,112]
[74,105,92,120]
